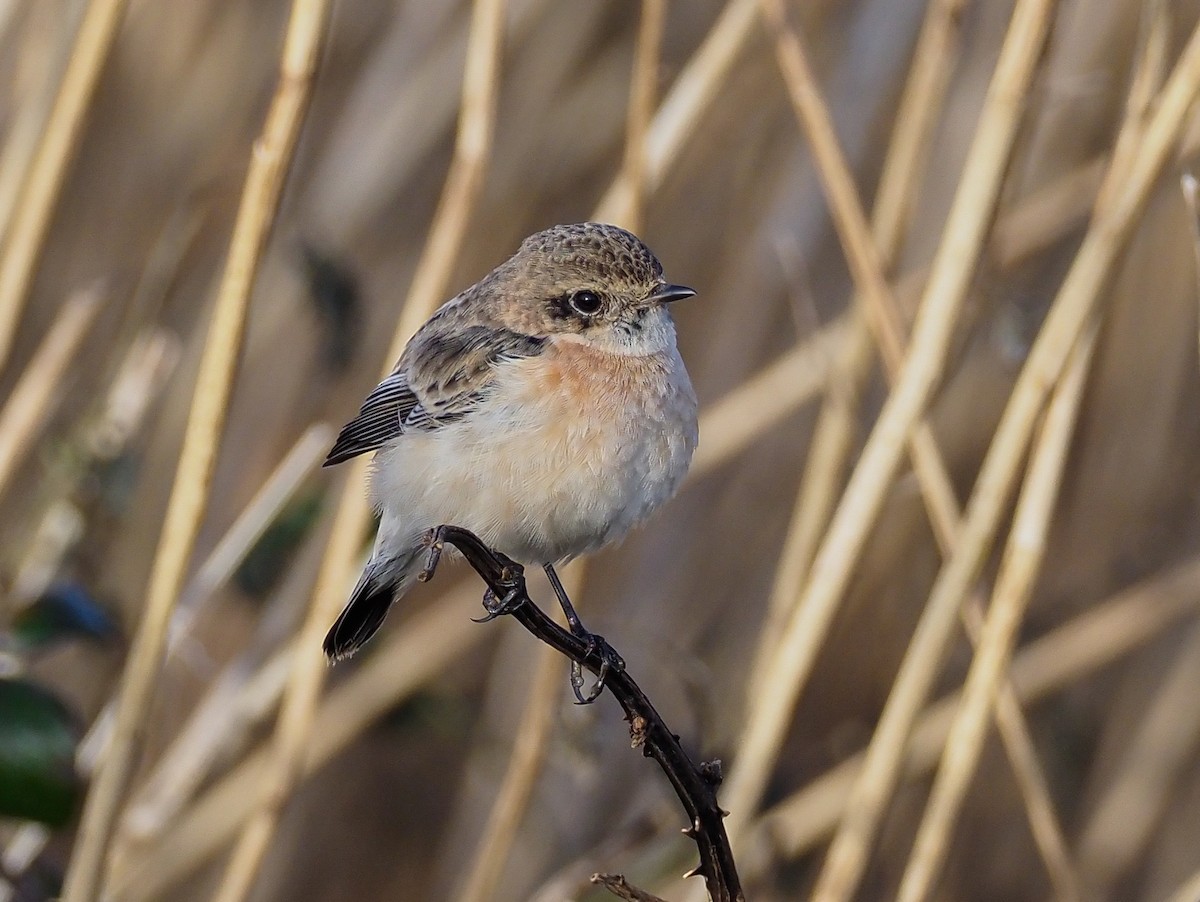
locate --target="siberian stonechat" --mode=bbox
[322,222,698,660]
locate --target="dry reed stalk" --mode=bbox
[0,2,77,251]
[989,158,1105,268]
[108,585,487,902]
[0,325,179,893]
[811,17,1200,902]
[751,0,966,658]
[459,3,665,889]
[0,286,100,500]
[894,322,1098,902]
[688,314,849,475]
[754,6,1081,895]
[120,644,297,841]
[1183,172,1200,364]
[58,0,331,898]
[1166,864,1200,902]
[758,0,964,657]
[211,2,504,899]
[165,423,332,648]
[1074,620,1200,897]
[608,0,665,233]
[100,425,333,840]
[390,2,505,346]
[720,0,1059,856]
[0,0,127,372]
[594,0,758,222]
[458,643,566,902]
[758,0,906,368]
[724,553,1200,887]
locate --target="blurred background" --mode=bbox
[2,0,1200,900]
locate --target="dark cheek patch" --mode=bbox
[547,294,576,321]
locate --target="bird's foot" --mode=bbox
[471,583,526,623]
[571,632,626,705]
[417,527,446,582]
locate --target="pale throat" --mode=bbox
[555,308,677,358]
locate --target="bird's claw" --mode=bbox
[571,632,625,705]
[471,584,524,623]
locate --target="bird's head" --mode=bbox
[484,222,695,356]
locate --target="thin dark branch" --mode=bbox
[591,872,672,902]
[420,525,745,902]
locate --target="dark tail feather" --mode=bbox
[323,568,401,661]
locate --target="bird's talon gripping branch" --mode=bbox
[542,563,625,703]
[571,633,625,704]
[472,585,524,623]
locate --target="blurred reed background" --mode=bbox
[1,0,1200,900]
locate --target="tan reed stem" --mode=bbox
[0,287,100,499]
[210,2,506,900]
[744,553,1200,870]
[0,0,128,372]
[108,585,488,902]
[458,646,566,902]
[751,0,967,671]
[59,0,329,893]
[594,0,758,223]
[812,15,1200,902]
[720,0,1059,857]
[753,4,1082,895]
[747,0,951,636]
[1078,617,1200,896]
[609,0,666,233]
[895,322,1098,902]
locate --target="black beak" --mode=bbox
[649,283,696,304]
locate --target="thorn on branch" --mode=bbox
[700,758,724,787]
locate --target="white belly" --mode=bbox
[369,342,697,565]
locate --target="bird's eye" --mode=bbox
[569,290,603,316]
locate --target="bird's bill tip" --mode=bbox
[649,283,697,304]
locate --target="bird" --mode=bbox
[322,222,698,662]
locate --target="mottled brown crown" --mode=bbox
[517,222,664,287]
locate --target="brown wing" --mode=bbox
[323,323,544,466]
